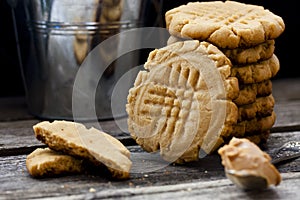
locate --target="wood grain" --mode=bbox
[0,78,300,199]
[0,152,299,199]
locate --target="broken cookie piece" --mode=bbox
[26,147,84,178]
[33,120,132,179]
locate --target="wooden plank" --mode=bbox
[0,97,34,122]
[0,150,299,200]
[272,78,300,103]
[0,152,222,199]
[2,172,300,200]
[0,120,44,156]
[273,101,300,132]
[48,172,300,200]
[271,77,300,131]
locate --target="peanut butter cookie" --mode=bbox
[126,40,240,163]
[33,120,132,179]
[165,1,285,48]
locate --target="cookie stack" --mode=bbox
[126,0,285,163]
[165,1,285,147]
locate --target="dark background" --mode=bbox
[0,0,298,97]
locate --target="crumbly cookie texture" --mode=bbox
[244,131,270,146]
[231,54,280,84]
[234,80,272,106]
[126,40,240,163]
[231,111,276,138]
[221,40,275,64]
[237,94,275,122]
[33,120,132,179]
[167,36,275,64]
[165,1,285,48]
[26,148,84,178]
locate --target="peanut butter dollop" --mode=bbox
[218,137,281,187]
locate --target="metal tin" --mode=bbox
[12,0,162,120]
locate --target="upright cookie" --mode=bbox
[126,40,240,163]
[165,1,285,48]
[33,120,132,179]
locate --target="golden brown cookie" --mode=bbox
[244,131,270,146]
[26,148,84,178]
[231,54,280,84]
[234,80,272,106]
[222,130,270,146]
[238,94,275,122]
[221,40,275,64]
[126,40,240,163]
[165,1,285,48]
[33,120,132,179]
[167,36,275,64]
[231,111,276,137]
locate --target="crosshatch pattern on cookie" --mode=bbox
[126,40,240,163]
[165,1,285,48]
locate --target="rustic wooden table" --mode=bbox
[1,78,300,200]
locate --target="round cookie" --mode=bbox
[126,40,240,163]
[234,80,272,106]
[231,111,276,137]
[165,1,285,48]
[238,94,275,122]
[167,36,275,64]
[231,54,280,84]
[221,40,275,64]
